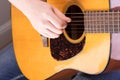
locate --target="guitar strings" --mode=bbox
[65,11,120,15]
[64,11,120,33]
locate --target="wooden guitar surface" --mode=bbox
[12,0,110,80]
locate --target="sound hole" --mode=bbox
[65,5,84,40]
[50,5,85,61]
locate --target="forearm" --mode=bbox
[8,0,71,38]
[8,0,44,17]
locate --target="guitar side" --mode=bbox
[12,0,110,80]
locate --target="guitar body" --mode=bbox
[12,0,110,80]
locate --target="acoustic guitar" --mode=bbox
[11,0,120,80]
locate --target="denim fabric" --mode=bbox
[0,43,28,80]
[72,71,120,80]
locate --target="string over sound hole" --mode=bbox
[65,5,84,40]
[50,5,85,60]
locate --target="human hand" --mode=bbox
[24,0,71,38]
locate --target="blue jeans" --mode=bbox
[0,43,28,80]
[1,43,120,80]
[73,71,120,80]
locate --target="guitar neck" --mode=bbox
[84,10,120,33]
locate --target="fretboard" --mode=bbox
[84,10,120,33]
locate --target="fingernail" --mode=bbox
[67,17,71,22]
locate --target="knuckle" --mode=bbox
[42,12,49,17]
[41,21,49,26]
[58,30,63,34]
[58,22,67,29]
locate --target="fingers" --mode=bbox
[40,6,71,38]
[41,29,60,38]
[47,7,71,30]
[36,20,63,38]
[45,21,63,35]
[28,3,71,39]
[47,11,67,30]
[53,7,71,23]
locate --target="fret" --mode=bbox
[95,11,98,33]
[92,11,95,33]
[107,10,109,33]
[119,11,120,32]
[102,11,105,32]
[104,11,107,33]
[109,11,113,33]
[89,11,91,32]
[84,11,88,33]
[114,11,119,33]
[99,11,102,32]
[84,10,120,33]
[112,10,114,33]
[118,10,120,32]
[88,11,92,33]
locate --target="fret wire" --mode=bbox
[71,20,120,22]
[101,12,105,32]
[85,11,87,33]
[71,14,120,18]
[69,24,120,33]
[70,14,120,21]
[114,10,117,33]
[118,10,119,32]
[69,30,119,33]
[66,11,120,14]
[90,11,92,33]
[67,27,120,28]
[113,10,114,33]
[67,28,120,33]
[88,11,91,33]
[99,11,102,32]
[104,10,105,32]
[66,31,119,33]
[110,11,112,32]
[94,11,97,32]
[71,18,120,23]
[68,23,118,27]
[106,10,108,32]
[103,11,104,32]
[95,11,97,32]
[94,11,96,32]
[98,11,100,32]
[89,12,93,32]
[84,11,86,33]
[80,10,120,33]
[108,10,109,33]
[86,11,88,33]
[119,10,120,32]
[84,11,87,33]
[91,11,93,33]
[92,11,94,33]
